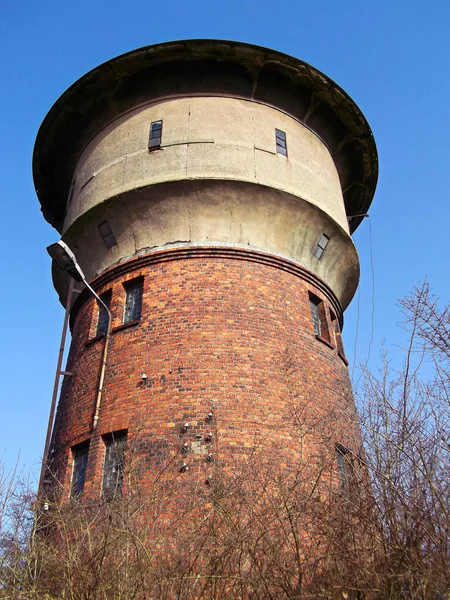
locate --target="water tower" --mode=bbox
[33,40,377,500]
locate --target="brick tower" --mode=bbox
[33,40,377,502]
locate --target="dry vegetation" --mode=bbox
[1,283,448,599]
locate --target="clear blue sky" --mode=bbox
[1,0,449,482]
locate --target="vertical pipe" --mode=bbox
[92,302,112,431]
[38,276,75,497]
[80,277,112,431]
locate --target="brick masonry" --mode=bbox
[50,247,362,499]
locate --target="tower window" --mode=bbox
[149,120,163,151]
[123,278,143,324]
[309,293,331,343]
[335,443,355,496]
[275,128,287,156]
[71,441,89,499]
[98,220,117,249]
[310,298,321,337]
[312,233,330,260]
[102,431,127,502]
[97,290,112,337]
[331,311,345,358]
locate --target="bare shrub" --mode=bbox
[358,282,450,599]
[1,282,448,599]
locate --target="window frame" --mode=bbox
[123,277,144,324]
[71,441,90,499]
[102,430,127,502]
[98,220,117,249]
[148,120,163,151]
[335,443,358,497]
[310,297,322,337]
[275,128,288,157]
[309,293,331,344]
[330,310,347,361]
[96,289,112,337]
[312,233,330,260]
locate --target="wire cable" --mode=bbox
[366,215,376,366]
[351,287,360,384]
[353,215,376,389]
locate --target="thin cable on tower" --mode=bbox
[353,215,376,389]
[366,216,376,366]
[352,287,361,384]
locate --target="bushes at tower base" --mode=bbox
[1,282,449,599]
[1,447,378,600]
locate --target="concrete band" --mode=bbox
[55,176,360,310]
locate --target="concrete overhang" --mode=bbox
[33,39,378,234]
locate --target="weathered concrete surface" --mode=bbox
[65,97,347,234]
[57,180,359,310]
[33,40,378,234]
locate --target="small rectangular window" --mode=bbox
[97,290,112,337]
[123,278,143,323]
[98,220,117,249]
[310,298,321,337]
[335,443,355,496]
[331,311,345,357]
[71,442,89,499]
[102,431,127,502]
[149,120,163,151]
[275,128,287,156]
[312,233,330,260]
[309,293,331,343]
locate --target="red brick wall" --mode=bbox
[50,247,361,500]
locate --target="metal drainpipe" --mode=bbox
[80,277,112,431]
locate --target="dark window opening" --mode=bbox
[149,120,163,151]
[335,443,356,496]
[309,293,331,343]
[97,290,112,337]
[275,128,287,156]
[98,221,117,249]
[312,233,330,260]
[123,278,143,324]
[310,298,321,337]
[102,431,127,502]
[71,442,89,499]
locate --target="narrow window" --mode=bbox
[312,233,330,260]
[275,128,287,156]
[123,278,143,324]
[149,120,163,151]
[71,442,89,499]
[96,290,112,337]
[310,297,321,337]
[98,220,117,249]
[102,431,127,502]
[331,311,345,357]
[335,443,354,496]
[309,293,331,343]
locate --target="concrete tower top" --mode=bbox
[33,39,378,234]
